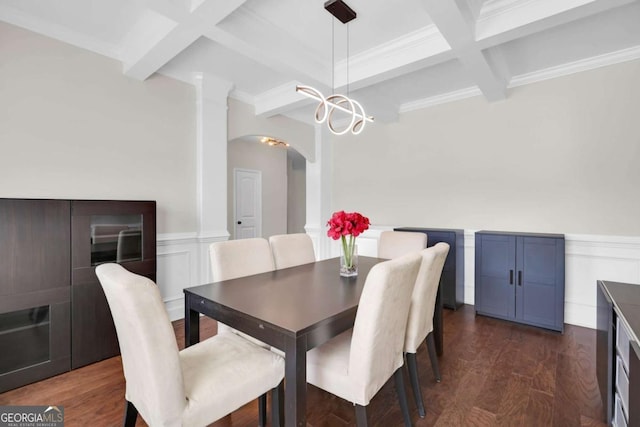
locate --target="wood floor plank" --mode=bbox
[524,389,554,426]
[0,306,607,426]
[464,406,496,426]
[432,367,487,426]
[493,373,532,426]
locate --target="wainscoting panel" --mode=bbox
[352,228,640,330]
[156,232,228,321]
[157,229,640,329]
[564,234,640,329]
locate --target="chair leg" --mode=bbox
[258,393,267,427]
[271,381,284,427]
[355,404,369,427]
[123,401,138,427]
[426,332,441,382]
[406,352,426,418]
[394,368,413,427]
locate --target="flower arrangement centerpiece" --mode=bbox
[327,211,370,277]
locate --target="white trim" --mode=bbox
[156,225,640,328]
[157,232,230,245]
[334,26,451,87]
[197,231,230,243]
[397,46,640,115]
[157,232,197,245]
[399,86,483,113]
[229,89,255,106]
[0,4,121,60]
[352,227,640,330]
[478,0,544,24]
[509,45,640,88]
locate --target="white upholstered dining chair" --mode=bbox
[405,243,449,418]
[95,263,285,427]
[378,231,427,259]
[269,233,316,269]
[209,238,275,281]
[306,252,422,426]
[209,238,275,344]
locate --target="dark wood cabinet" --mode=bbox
[475,231,565,332]
[0,198,156,391]
[597,281,640,427]
[0,199,72,392]
[394,227,465,309]
[70,200,156,368]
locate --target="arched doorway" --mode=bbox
[227,135,306,240]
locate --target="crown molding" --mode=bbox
[0,5,121,60]
[477,0,540,23]
[397,44,640,115]
[229,89,254,106]
[509,44,640,88]
[333,25,450,87]
[399,86,482,113]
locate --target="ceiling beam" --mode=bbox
[122,0,247,81]
[421,0,507,101]
[255,26,454,118]
[476,0,639,49]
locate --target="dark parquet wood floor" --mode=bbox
[0,305,606,426]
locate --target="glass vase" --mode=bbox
[340,243,358,277]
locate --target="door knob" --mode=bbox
[237,221,242,224]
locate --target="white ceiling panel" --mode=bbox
[497,1,640,78]
[2,0,640,126]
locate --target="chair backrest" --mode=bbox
[378,231,427,259]
[349,252,422,404]
[209,238,275,281]
[95,263,185,427]
[269,233,316,269]
[404,243,450,354]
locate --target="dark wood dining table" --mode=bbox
[183,256,443,427]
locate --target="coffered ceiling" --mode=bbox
[2,0,639,126]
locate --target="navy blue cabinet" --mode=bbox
[475,231,565,332]
[395,227,465,309]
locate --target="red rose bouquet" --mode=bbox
[327,211,370,275]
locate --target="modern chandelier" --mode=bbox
[295,0,374,136]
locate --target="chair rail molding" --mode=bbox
[156,231,229,321]
[156,228,640,328]
[360,226,640,330]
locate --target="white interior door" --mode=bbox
[234,168,262,239]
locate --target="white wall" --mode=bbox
[330,59,640,236]
[0,22,197,234]
[327,59,640,328]
[227,138,287,239]
[227,98,315,161]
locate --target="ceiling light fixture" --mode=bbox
[295,0,373,136]
[260,136,290,148]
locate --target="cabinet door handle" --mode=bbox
[509,270,514,285]
[518,271,523,286]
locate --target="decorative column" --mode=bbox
[305,125,333,260]
[194,72,233,283]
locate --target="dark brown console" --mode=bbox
[0,198,156,392]
[597,280,640,426]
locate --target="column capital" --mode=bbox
[192,72,234,106]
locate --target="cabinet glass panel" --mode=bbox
[0,306,50,374]
[90,215,143,265]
